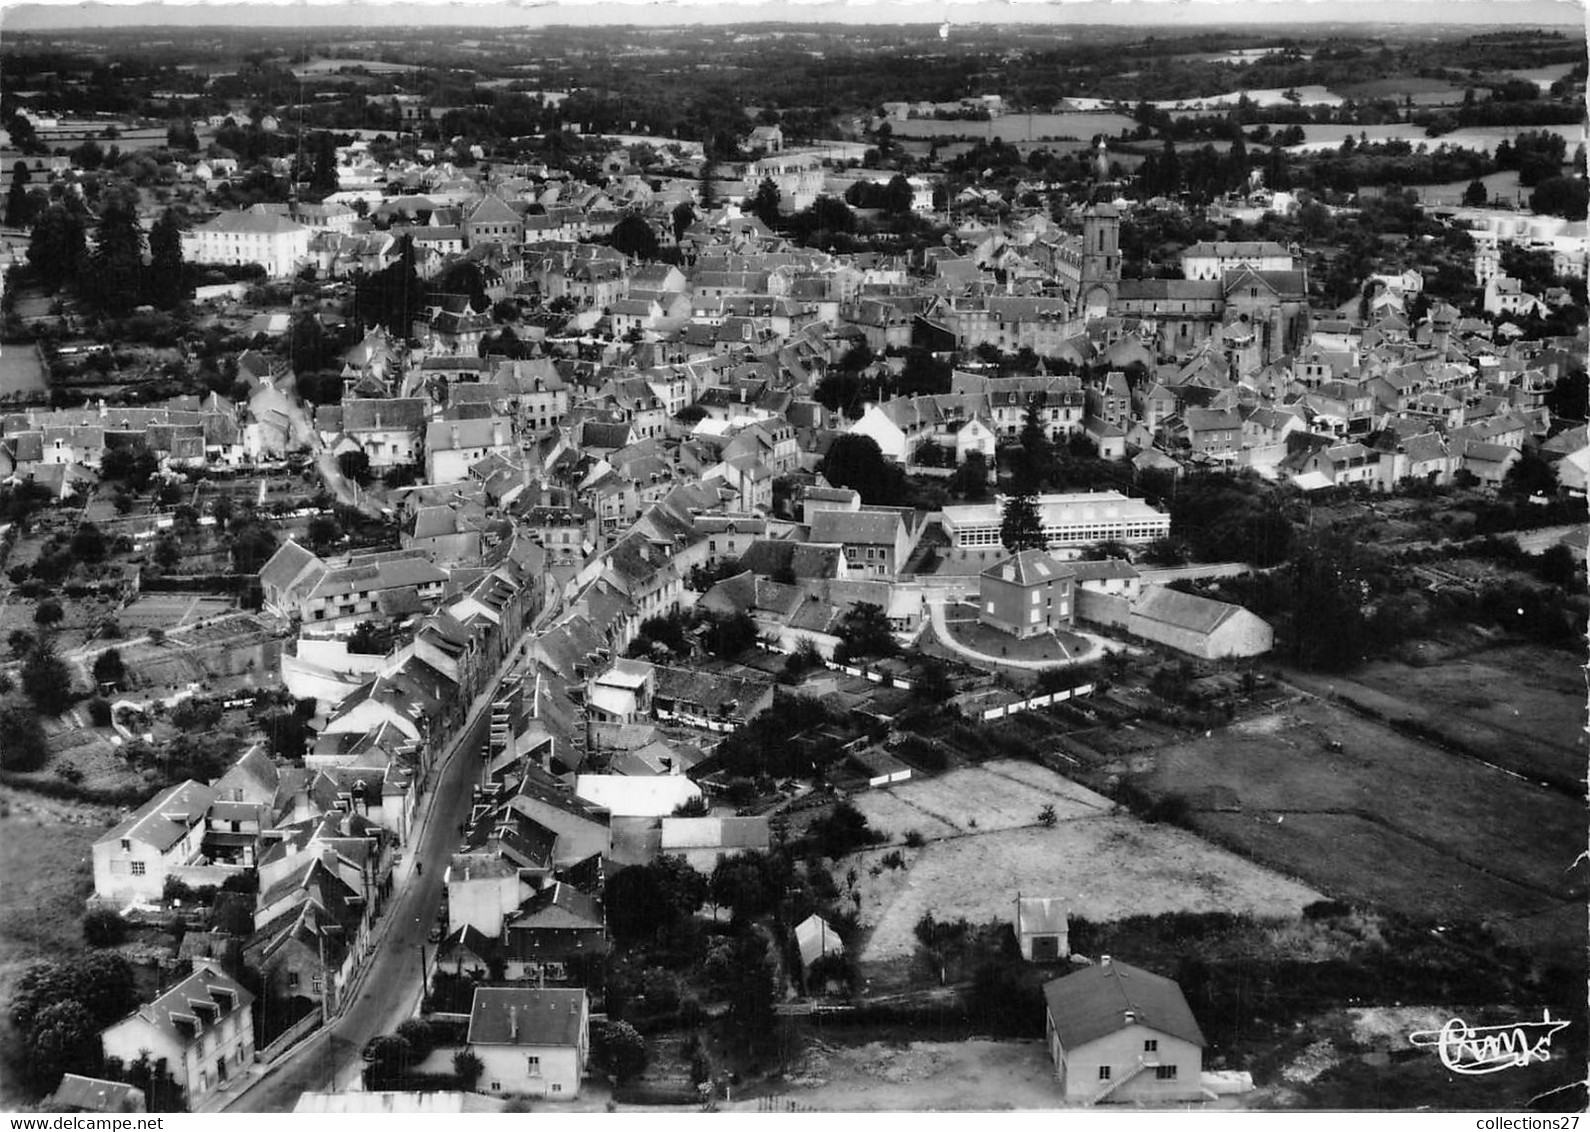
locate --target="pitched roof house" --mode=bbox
[1042,957,1205,1103]
[99,961,255,1106]
[465,987,589,1100]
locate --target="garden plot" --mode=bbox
[850,820,1323,963]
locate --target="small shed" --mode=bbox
[794,913,845,971]
[50,1075,147,1114]
[1015,895,1070,962]
[849,747,913,788]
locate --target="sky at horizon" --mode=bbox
[2,0,1586,32]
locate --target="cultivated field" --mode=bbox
[117,593,239,630]
[888,111,1137,141]
[1146,696,1585,939]
[36,716,145,793]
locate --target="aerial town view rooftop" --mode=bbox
[0,0,1584,1117]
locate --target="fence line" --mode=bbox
[980,682,1095,722]
[821,659,914,690]
[257,1010,320,1063]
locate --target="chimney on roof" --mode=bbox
[1124,1009,1136,1025]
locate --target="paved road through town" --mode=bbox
[221,664,508,1111]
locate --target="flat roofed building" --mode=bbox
[943,491,1169,553]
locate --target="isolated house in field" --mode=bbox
[1015,895,1070,961]
[465,987,589,1100]
[1043,957,1205,1104]
[1127,585,1272,660]
[98,961,255,1107]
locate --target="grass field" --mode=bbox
[1345,646,1585,788]
[1335,77,1469,101]
[0,791,109,1109]
[1145,696,1585,940]
[845,761,1323,967]
[851,760,1111,839]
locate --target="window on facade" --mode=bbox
[551,1084,563,1093]
[288,972,300,988]
[130,861,146,876]
[1098,1066,1112,1081]
[121,838,131,852]
[1155,1065,1178,1080]
[491,1082,501,1092]
[527,1056,541,1075]
[1144,1039,1158,1052]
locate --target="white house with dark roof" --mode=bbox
[464,194,525,248]
[809,507,915,578]
[268,548,447,626]
[1043,956,1206,1104]
[1180,240,1293,281]
[184,206,311,277]
[92,780,216,903]
[331,398,429,471]
[465,987,589,1100]
[99,960,255,1105]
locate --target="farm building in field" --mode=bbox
[1043,956,1206,1105]
[1014,895,1070,962]
[1126,585,1273,660]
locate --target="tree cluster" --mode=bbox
[9,953,139,1095]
